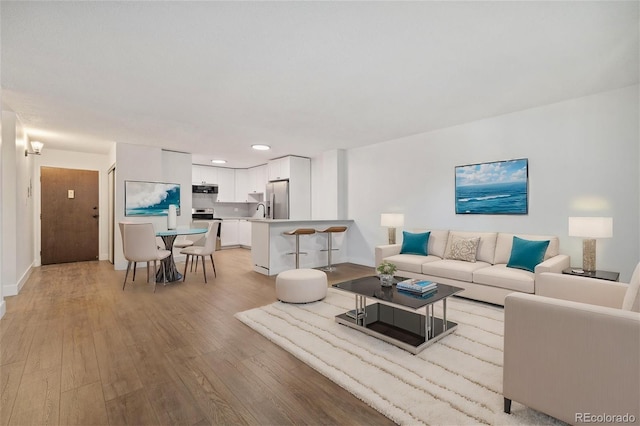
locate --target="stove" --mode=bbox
[192,208,216,220]
[191,208,223,238]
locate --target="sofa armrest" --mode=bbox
[534,254,570,274]
[374,244,401,266]
[504,293,640,424]
[536,272,627,308]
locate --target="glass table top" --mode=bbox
[156,228,207,237]
[332,276,464,310]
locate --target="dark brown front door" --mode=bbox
[41,167,99,265]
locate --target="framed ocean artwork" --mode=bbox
[455,158,528,215]
[125,181,181,216]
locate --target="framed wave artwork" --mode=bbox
[125,181,181,216]
[455,158,528,215]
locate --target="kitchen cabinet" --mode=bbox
[267,157,291,181]
[248,165,267,194]
[268,156,310,219]
[238,219,251,247]
[234,165,266,202]
[220,219,239,247]
[234,169,250,202]
[216,168,235,202]
[251,221,270,274]
[192,165,218,185]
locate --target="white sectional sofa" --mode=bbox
[375,230,570,305]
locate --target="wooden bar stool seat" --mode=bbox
[317,226,348,272]
[283,228,316,269]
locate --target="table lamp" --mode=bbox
[381,213,404,245]
[568,217,613,272]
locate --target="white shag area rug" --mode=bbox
[235,288,565,426]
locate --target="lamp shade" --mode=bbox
[381,213,404,227]
[30,141,44,154]
[568,217,613,238]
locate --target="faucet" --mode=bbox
[256,203,266,218]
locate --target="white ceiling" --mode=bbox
[2,1,638,168]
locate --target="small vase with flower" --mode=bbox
[376,261,397,287]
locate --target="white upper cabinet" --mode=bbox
[234,169,250,202]
[267,157,291,181]
[192,165,218,185]
[216,168,235,202]
[249,165,267,194]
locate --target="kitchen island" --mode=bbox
[250,219,354,275]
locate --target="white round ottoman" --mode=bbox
[276,269,328,303]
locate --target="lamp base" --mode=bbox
[582,238,596,272]
[388,227,396,245]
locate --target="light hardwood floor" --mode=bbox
[0,249,394,425]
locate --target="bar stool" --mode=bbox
[283,228,316,269]
[317,226,348,272]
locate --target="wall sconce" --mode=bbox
[568,217,613,272]
[25,141,44,156]
[381,213,404,245]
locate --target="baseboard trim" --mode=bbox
[3,264,33,297]
[0,300,6,319]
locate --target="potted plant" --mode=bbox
[376,261,397,287]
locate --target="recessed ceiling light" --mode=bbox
[211,159,227,164]
[251,144,271,151]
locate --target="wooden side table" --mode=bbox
[562,268,620,282]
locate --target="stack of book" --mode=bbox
[397,278,437,294]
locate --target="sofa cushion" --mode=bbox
[622,262,640,312]
[444,231,497,264]
[410,229,449,259]
[445,236,480,262]
[384,254,441,274]
[473,264,535,293]
[507,236,550,272]
[495,233,559,265]
[422,259,491,282]
[400,231,430,256]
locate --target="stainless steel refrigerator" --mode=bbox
[266,180,289,219]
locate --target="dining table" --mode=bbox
[156,227,208,282]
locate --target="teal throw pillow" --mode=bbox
[400,231,430,256]
[507,236,550,272]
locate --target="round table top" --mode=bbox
[156,228,207,237]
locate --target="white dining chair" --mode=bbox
[173,220,208,251]
[180,221,219,283]
[120,222,171,292]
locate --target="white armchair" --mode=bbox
[503,263,640,424]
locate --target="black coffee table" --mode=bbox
[332,276,464,354]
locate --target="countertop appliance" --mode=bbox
[266,180,289,219]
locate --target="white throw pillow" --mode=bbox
[622,262,640,312]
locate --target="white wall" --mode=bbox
[0,112,4,317]
[113,144,192,270]
[345,86,639,281]
[1,111,34,297]
[311,149,348,220]
[32,149,112,265]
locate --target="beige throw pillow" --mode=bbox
[446,236,480,263]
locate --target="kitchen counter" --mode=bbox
[248,218,354,223]
[251,219,354,275]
